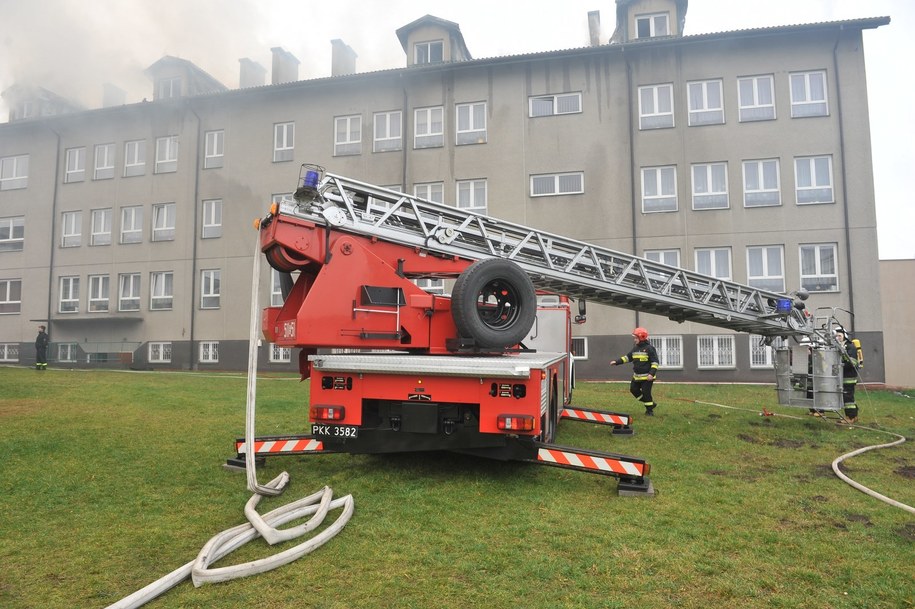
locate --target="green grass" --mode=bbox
[1,367,913,609]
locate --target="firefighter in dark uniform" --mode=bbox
[35,325,49,370]
[610,327,660,416]
[835,326,859,423]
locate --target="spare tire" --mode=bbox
[451,258,536,349]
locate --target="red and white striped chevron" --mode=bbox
[537,447,644,477]
[236,438,325,455]
[561,408,630,425]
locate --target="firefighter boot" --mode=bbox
[844,407,858,424]
[644,404,655,416]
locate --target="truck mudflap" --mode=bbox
[560,407,634,435]
[226,435,337,469]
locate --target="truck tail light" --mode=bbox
[497,414,535,432]
[311,405,345,421]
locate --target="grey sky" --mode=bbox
[1,0,910,259]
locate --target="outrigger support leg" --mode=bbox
[560,406,634,435]
[224,434,336,470]
[526,440,655,496]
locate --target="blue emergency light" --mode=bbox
[775,298,792,314]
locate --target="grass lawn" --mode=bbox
[0,366,912,609]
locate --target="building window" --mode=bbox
[738,75,775,122]
[529,92,581,118]
[743,159,781,207]
[750,335,781,369]
[59,276,80,313]
[201,269,221,309]
[641,166,677,212]
[270,343,292,363]
[201,130,225,169]
[456,179,487,214]
[150,271,174,310]
[0,343,20,362]
[695,247,732,280]
[201,199,222,239]
[414,107,444,149]
[200,341,219,363]
[795,156,833,204]
[414,40,443,64]
[800,243,838,293]
[155,136,178,173]
[271,269,285,307]
[90,208,112,246]
[645,249,680,267]
[747,245,785,292]
[456,102,487,145]
[274,122,294,162]
[691,163,728,210]
[149,342,172,363]
[58,343,77,363]
[790,70,828,118]
[687,80,724,126]
[0,216,25,252]
[650,335,682,369]
[157,77,181,99]
[0,279,22,314]
[88,274,110,312]
[636,12,670,38]
[334,115,362,156]
[638,84,674,129]
[414,278,445,295]
[530,172,584,197]
[120,206,143,244]
[1,154,29,190]
[152,203,176,241]
[94,143,115,180]
[569,337,589,360]
[119,273,141,311]
[373,111,402,152]
[414,182,444,204]
[65,147,86,183]
[61,211,82,247]
[698,335,735,369]
[124,140,146,177]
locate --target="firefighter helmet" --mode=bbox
[834,325,846,336]
[632,327,649,341]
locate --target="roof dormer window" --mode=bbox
[636,13,670,38]
[414,40,444,65]
[157,76,181,100]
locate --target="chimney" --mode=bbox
[239,58,267,88]
[271,47,300,85]
[588,11,601,46]
[331,39,357,77]
[102,83,126,107]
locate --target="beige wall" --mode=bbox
[880,260,915,388]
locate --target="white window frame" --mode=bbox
[88,274,110,312]
[456,179,487,214]
[456,102,487,145]
[58,343,77,363]
[149,342,172,363]
[794,156,834,205]
[738,75,775,122]
[747,245,785,292]
[271,269,285,307]
[691,163,729,210]
[0,216,25,252]
[204,130,224,169]
[649,335,683,369]
[414,182,444,204]
[414,278,445,295]
[800,243,839,293]
[157,77,180,99]
[743,159,781,207]
[0,279,22,314]
[150,271,174,311]
[270,343,292,363]
[749,335,782,369]
[200,269,221,309]
[414,40,443,64]
[199,341,219,363]
[152,203,176,242]
[570,337,589,360]
[61,211,81,248]
[414,107,444,149]
[202,199,222,239]
[120,206,143,244]
[0,154,29,190]
[638,84,674,129]
[155,136,178,173]
[530,172,584,197]
[695,247,732,280]
[687,80,724,126]
[635,12,670,38]
[0,343,20,361]
[529,92,582,118]
[94,143,115,180]
[644,249,680,268]
[697,335,735,369]
[65,147,86,183]
[59,276,80,313]
[373,110,402,152]
[790,70,828,118]
[118,273,141,311]
[334,115,362,156]
[90,208,112,246]
[641,166,678,212]
[274,122,295,162]
[124,140,146,177]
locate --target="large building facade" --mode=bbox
[0,1,889,382]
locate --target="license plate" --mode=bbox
[311,424,359,439]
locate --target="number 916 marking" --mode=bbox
[312,424,359,438]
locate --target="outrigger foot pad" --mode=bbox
[618,477,655,497]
